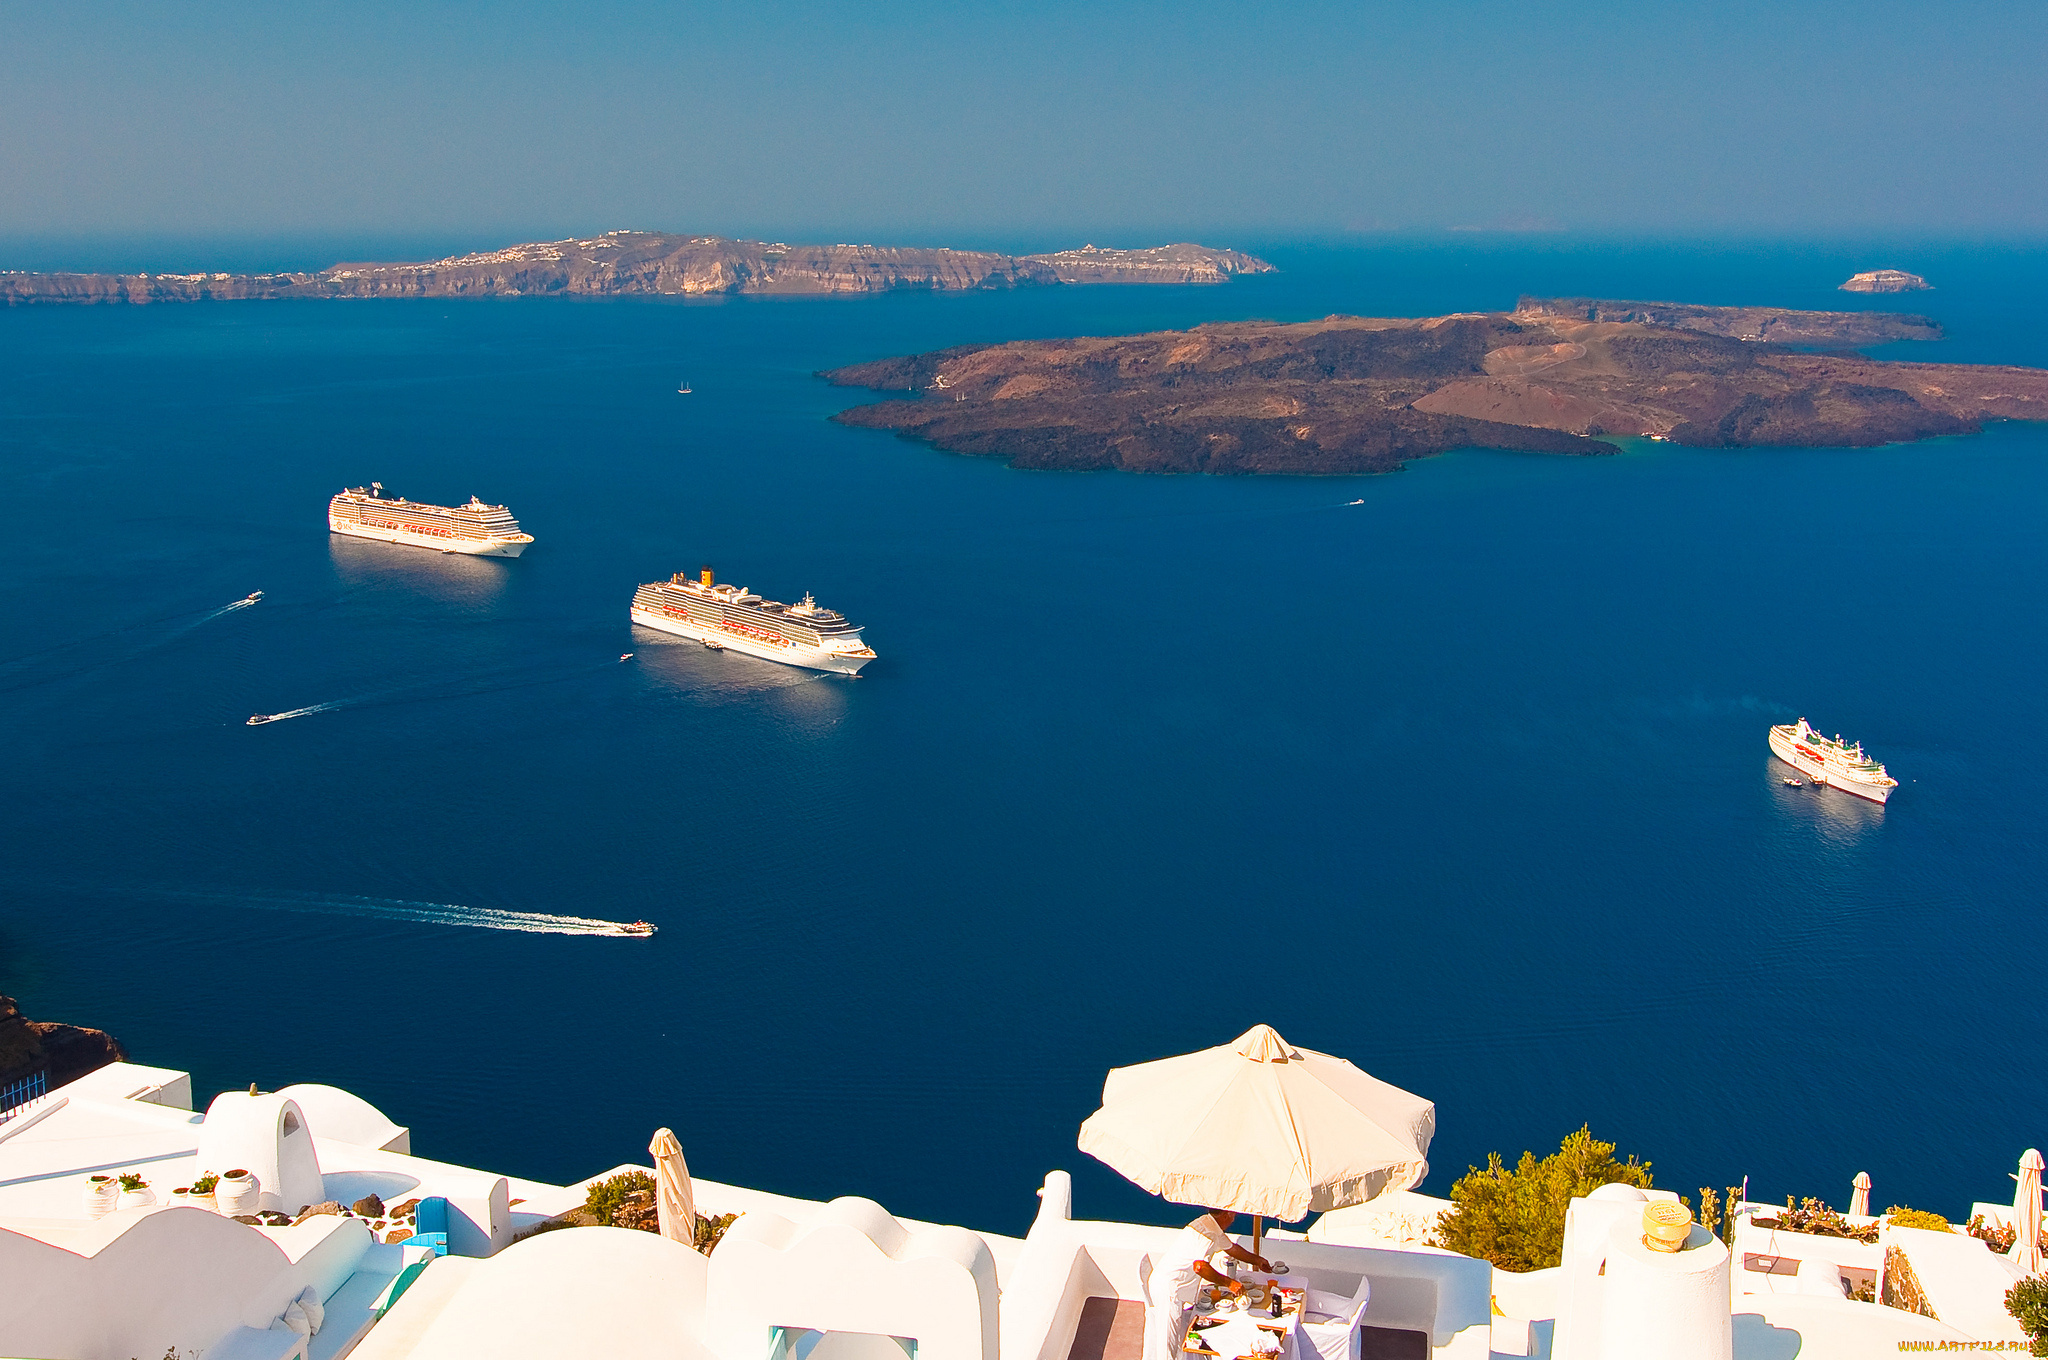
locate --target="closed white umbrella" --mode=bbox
[2012,1149,2044,1275]
[1078,1024,1433,1247]
[649,1127,697,1249]
[1849,1172,1871,1218]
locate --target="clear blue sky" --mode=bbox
[4,0,2045,247]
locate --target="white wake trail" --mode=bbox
[0,592,264,690]
[78,884,648,937]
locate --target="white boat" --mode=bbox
[244,591,264,604]
[246,714,276,726]
[328,484,534,558]
[617,921,656,937]
[677,382,692,394]
[1768,718,1898,804]
[631,567,875,676]
[619,653,634,662]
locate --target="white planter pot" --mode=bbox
[189,1192,219,1214]
[118,1186,156,1210]
[84,1180,119,1219]
[216,1172,261,1217]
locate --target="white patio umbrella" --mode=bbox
[2012,1149,2044,1275]
[649,1127,697,1249]
[1849,1172,1871,1218]
[1077,1024,1434,1252]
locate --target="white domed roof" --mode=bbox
[275,1083,408,1151]
[1587,1183,1649,1202]
[404,1227,712,1360]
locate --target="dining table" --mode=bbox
[1182,1273,1312,1360]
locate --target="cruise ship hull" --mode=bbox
[329,520,531,557]
[630,607,872,675]
[1769,725,1894,803]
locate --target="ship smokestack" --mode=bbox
[700,566,714,587]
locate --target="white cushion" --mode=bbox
[295,1284,325,1334]
[278,1301,311,1337]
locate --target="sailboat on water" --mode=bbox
[676,379,692,394]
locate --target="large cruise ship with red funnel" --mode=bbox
[630,567,875,675]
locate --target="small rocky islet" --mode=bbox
[821,297,2048,474]
[1840,269,1932,293]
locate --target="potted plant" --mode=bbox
[83,1174,119,1219]
[116,1173,156,1210]
[215,1169,261,1217]
[188,1173,220,1213]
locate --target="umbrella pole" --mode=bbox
[1253,1215,1262,1263]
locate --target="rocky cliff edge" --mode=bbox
[0,994,128,1090]
[0,233,1275,305]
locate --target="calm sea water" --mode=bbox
[3,240,2046,1235]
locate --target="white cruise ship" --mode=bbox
[1769,718,1899,803]
[328,483,534,557]
[630,567,875,675]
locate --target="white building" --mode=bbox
[0,1063,2031,1360]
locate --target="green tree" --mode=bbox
[2006,1275,2048,1356]
[1435,1126,1655,1271]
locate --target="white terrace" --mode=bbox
[0,1063,2027,1360]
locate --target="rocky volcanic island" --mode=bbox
[0,232,1272,304]
[821,298,2048,474]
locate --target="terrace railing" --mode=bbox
[1,1069,47,1114]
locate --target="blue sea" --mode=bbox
[3,239,2046,1235]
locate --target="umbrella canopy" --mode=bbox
[1849,1172,1871,1218]
[2013,1149,2044,1275]
[649,1127,697,1249]
[1077,1024,1434,1222]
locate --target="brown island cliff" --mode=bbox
[821,299,2048,474]
[0,233,1272,304]
[0,994,127,1092]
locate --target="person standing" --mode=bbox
[1144,1209,1273,1360]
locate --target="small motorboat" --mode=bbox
[244,591,264,604]
[701,637,725,650]
[246,714,276,726]
[618,653,634,662]
[1782,777,1804,787]
[1346,499,1364,505]
[618,920,657,936]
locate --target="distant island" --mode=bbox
[0,232,1273,305]
[1840,269,1931,293]
[820,299,2048,474]
[1517,296,1941,346]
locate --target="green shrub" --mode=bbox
[1435,1126,1655,1271]
[584,1171,655,1227]
[1768,1197,1878,1243]
[1887,1206,1952,1233]
[2006,1275,2048,1356]
[696,1211,739,1254]
[1970,1214,2018,1253]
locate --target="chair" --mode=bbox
[1296,1285,1371,1360]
